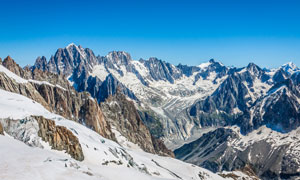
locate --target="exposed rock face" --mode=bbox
[47,43,98,76]
[2,56,25,78]
[33,56,48,71]
[74,73,138,103]
[100,90,174,157]
[0,71,51,109]
[273,69,288,83]
[77,96,115,140]
[33,83,114,139]
[0,122,4,135]
[95,74,137,102]
[218,165,260,180]
[34,116,84,161]
[151,136,174,157]
[139,57,182,84]
[105,51,132,66]
[100,90,155,153]
[29,68,70,89]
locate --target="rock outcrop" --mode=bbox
[34,116,84,161]
[47,43,98,76]
[101,89,174,157]
[2,56,26,78]
[151,136,174,157]
[33,56,48,71]
[0,122,4,135]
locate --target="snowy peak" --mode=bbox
[281,62,299,75]
[139,57,182,83]
[246,62,262,75]
[106,51,132,66]
[66,43,85,52]
[198,61,212,69]
[65,43,87,59]
[198,59,220,70]
[66,42,77,48]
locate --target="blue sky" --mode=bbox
[0,0,300,68]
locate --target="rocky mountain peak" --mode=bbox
[44,44,97,76]
[273,68,288,83]
[148,57,159,62]
[2,56,25,77]
[3,56,16,67]
[106,51,132,66]
[66,42,79,49]
[198,59,224,70]
[4,55,13,62]
[246,62,261,75]
[65,43,87,59]
[209,59,215,63]
[34,56,47,71]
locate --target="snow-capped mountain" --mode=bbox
[0,58,229,180]
[32,44,300,147]
[1,43,299,179]
[237,78,300,134]
[32,44,232,147]
[280,62,300,75]
[174,125,300,180]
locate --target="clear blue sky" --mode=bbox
[1,0,300,68]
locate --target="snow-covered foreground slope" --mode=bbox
[0,89,225,180]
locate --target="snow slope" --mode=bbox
[0,88,225,180]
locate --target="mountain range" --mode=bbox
[0,43,300,180]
